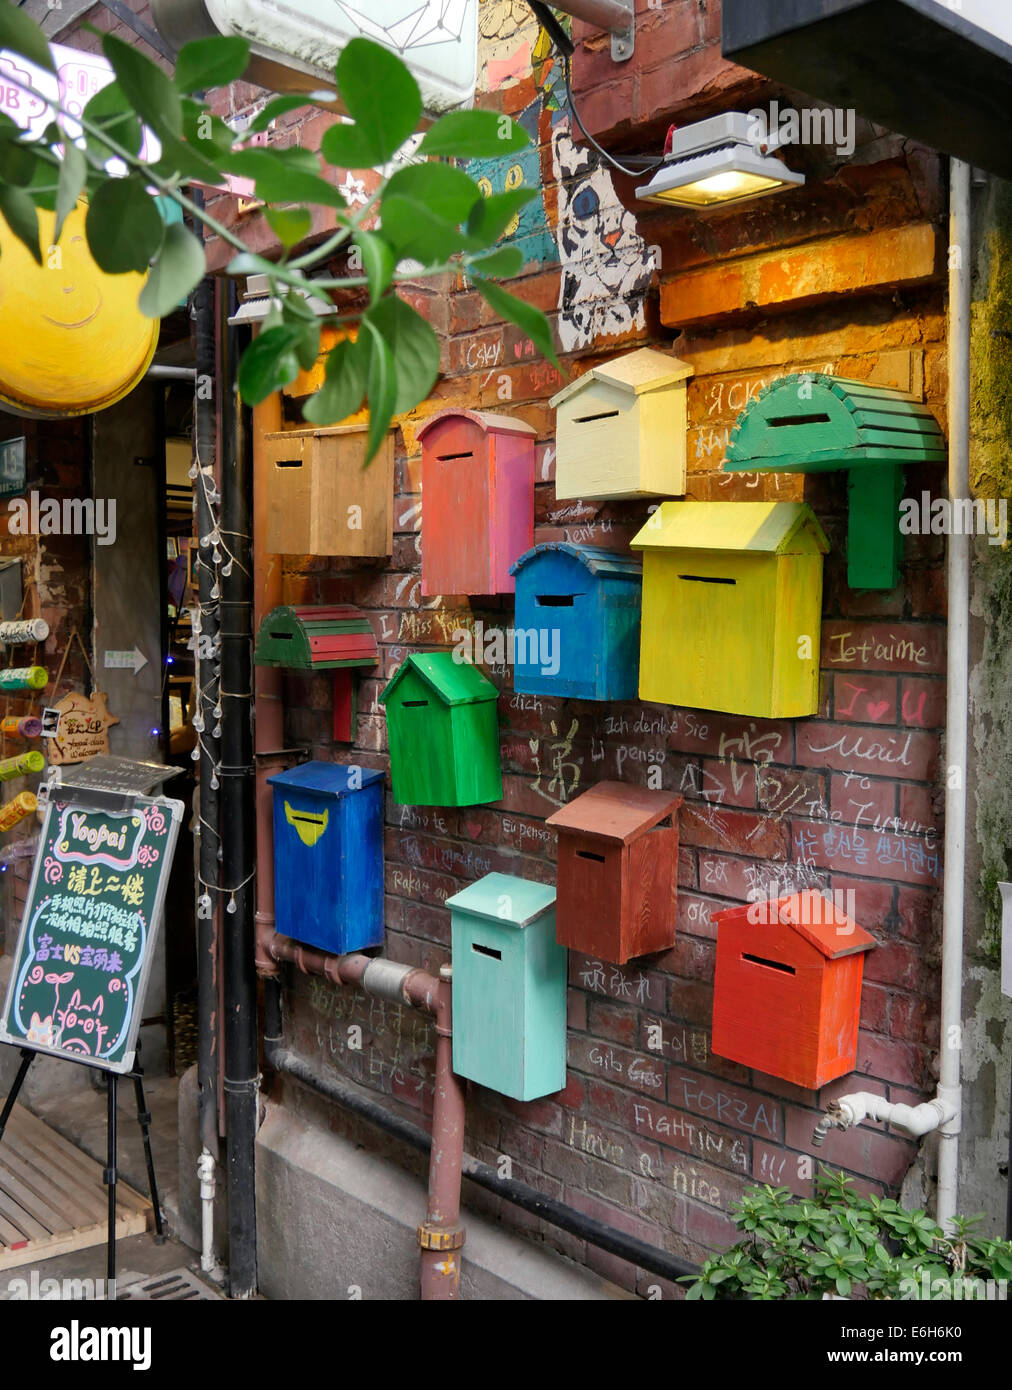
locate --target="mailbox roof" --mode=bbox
[446,872,556,926]
[508,542,642,579]
[546,781,682,844]
[267,760,384,799]
[551,347,693,408]
[630,500,829,555]
[379,652,499,707]
[417,408,536,440]
[716,891,876,958]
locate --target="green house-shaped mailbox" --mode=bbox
[448,873,566,1101]
[254,604,379,742]
[724,374,945,590]
[379,653,503,807]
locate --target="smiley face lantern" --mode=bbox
[0,200,158,417]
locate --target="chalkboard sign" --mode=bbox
[0,789,184,1073]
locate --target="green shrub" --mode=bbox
[682,1169,1012,1300]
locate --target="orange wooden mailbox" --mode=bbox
[546,782,682,964]
[711,891,876,1090]
[419,409,535,596]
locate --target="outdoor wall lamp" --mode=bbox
[636,112,805,209]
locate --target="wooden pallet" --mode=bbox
[0,1104,150,1270]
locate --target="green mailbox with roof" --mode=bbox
[379,652,503,807]
[724,374,945,590]
[448,872,566,1102]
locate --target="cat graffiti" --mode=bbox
[551,124,655,351]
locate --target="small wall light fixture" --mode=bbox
[636,113,805,209]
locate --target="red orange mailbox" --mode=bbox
[711,891,876,1090]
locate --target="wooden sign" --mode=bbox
[46,691,120,766]
[0,790,183,1072]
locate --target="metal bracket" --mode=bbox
[418,1222,466,1251]
[611,0,635,62]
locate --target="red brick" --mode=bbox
[569,1036,667,1098]
[822,621,946,675]
[667,1070,783,1143]
[785,1104,915,1184]
[796,722,939,781]
[855,1032,923,1088]
[831,674,898,723]
[588,999,640,1048]
[791,819,940,884]
[829,773,896,827]
[899,676,947,729]
[678,804,789,859]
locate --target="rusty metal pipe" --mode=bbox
[552,0,632,34]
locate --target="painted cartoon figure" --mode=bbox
[26,1012,57,1047]
[551,124,655,352]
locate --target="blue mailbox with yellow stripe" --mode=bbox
[267,760,385,954]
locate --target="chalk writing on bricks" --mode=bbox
[666,1075,781,1138]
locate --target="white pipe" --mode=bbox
[937,158,972,1231]
[197,1147,218,1274]
[823,1091,957,1140]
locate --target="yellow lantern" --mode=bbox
[0,200,159,417]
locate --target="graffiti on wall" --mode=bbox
[551,123,655,351]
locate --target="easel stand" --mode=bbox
[0,1040,164,1297]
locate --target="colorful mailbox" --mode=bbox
[264,424,394,557]
[630,500,829,718]
[724,374,945,590]
[419,409,535,596]
[546,781,682,964]
[508,543,642,701]
[449,872,566,1101]
[711,891,876,1090]
[254,603,379,742]
[266,760,385,955]
[379,653,502,807]
[549,347,693,501]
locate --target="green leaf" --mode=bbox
[264,206,312,249]
[384,162,482,224]
[182,100,236,157]
[149,129,223,183]
[54,141,86,245]
[174,35,250,93]
[418,110,529,159]
[0,134,39,186]
[361,319,397,463]
[355,230,395,300]
[378,194,471,265]
[82,82,142,163]
[272,146,322,177]
[0,1,55,73]
[226,251,280,278]
[220,149,346,208]
[322,37,421,167]
[468,245,524,278]
[364,295,439,416]
[466,187,537,246]
[302,336,367,426]
[293,319,320,372]
[248,95,309,134]
[237,324,302,405]
[102,33,183,140]
[0,183,41,263]
[472,275,560,371]
[138,222,206,318]
[85,176,164,274]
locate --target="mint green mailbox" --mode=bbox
[448,873,567,1102]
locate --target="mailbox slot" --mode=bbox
[742,952,796,975]
[471,942,502,960]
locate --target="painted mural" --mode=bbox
[551,123,655,351]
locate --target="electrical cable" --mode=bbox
[562,53,666,177]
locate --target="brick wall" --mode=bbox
[266,3,947,1283]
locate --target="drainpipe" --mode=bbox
[218,281,259,1297]
[259,937,466,1299]
[937,156,972,1232]
[813,1091,957,1146]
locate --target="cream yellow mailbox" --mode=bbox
[549,347,693,500]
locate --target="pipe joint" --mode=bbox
[417,1221,466,1252]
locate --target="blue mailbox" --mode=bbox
[267,760,385,954]
[448,872,567,1102]
[507,543,641,701]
